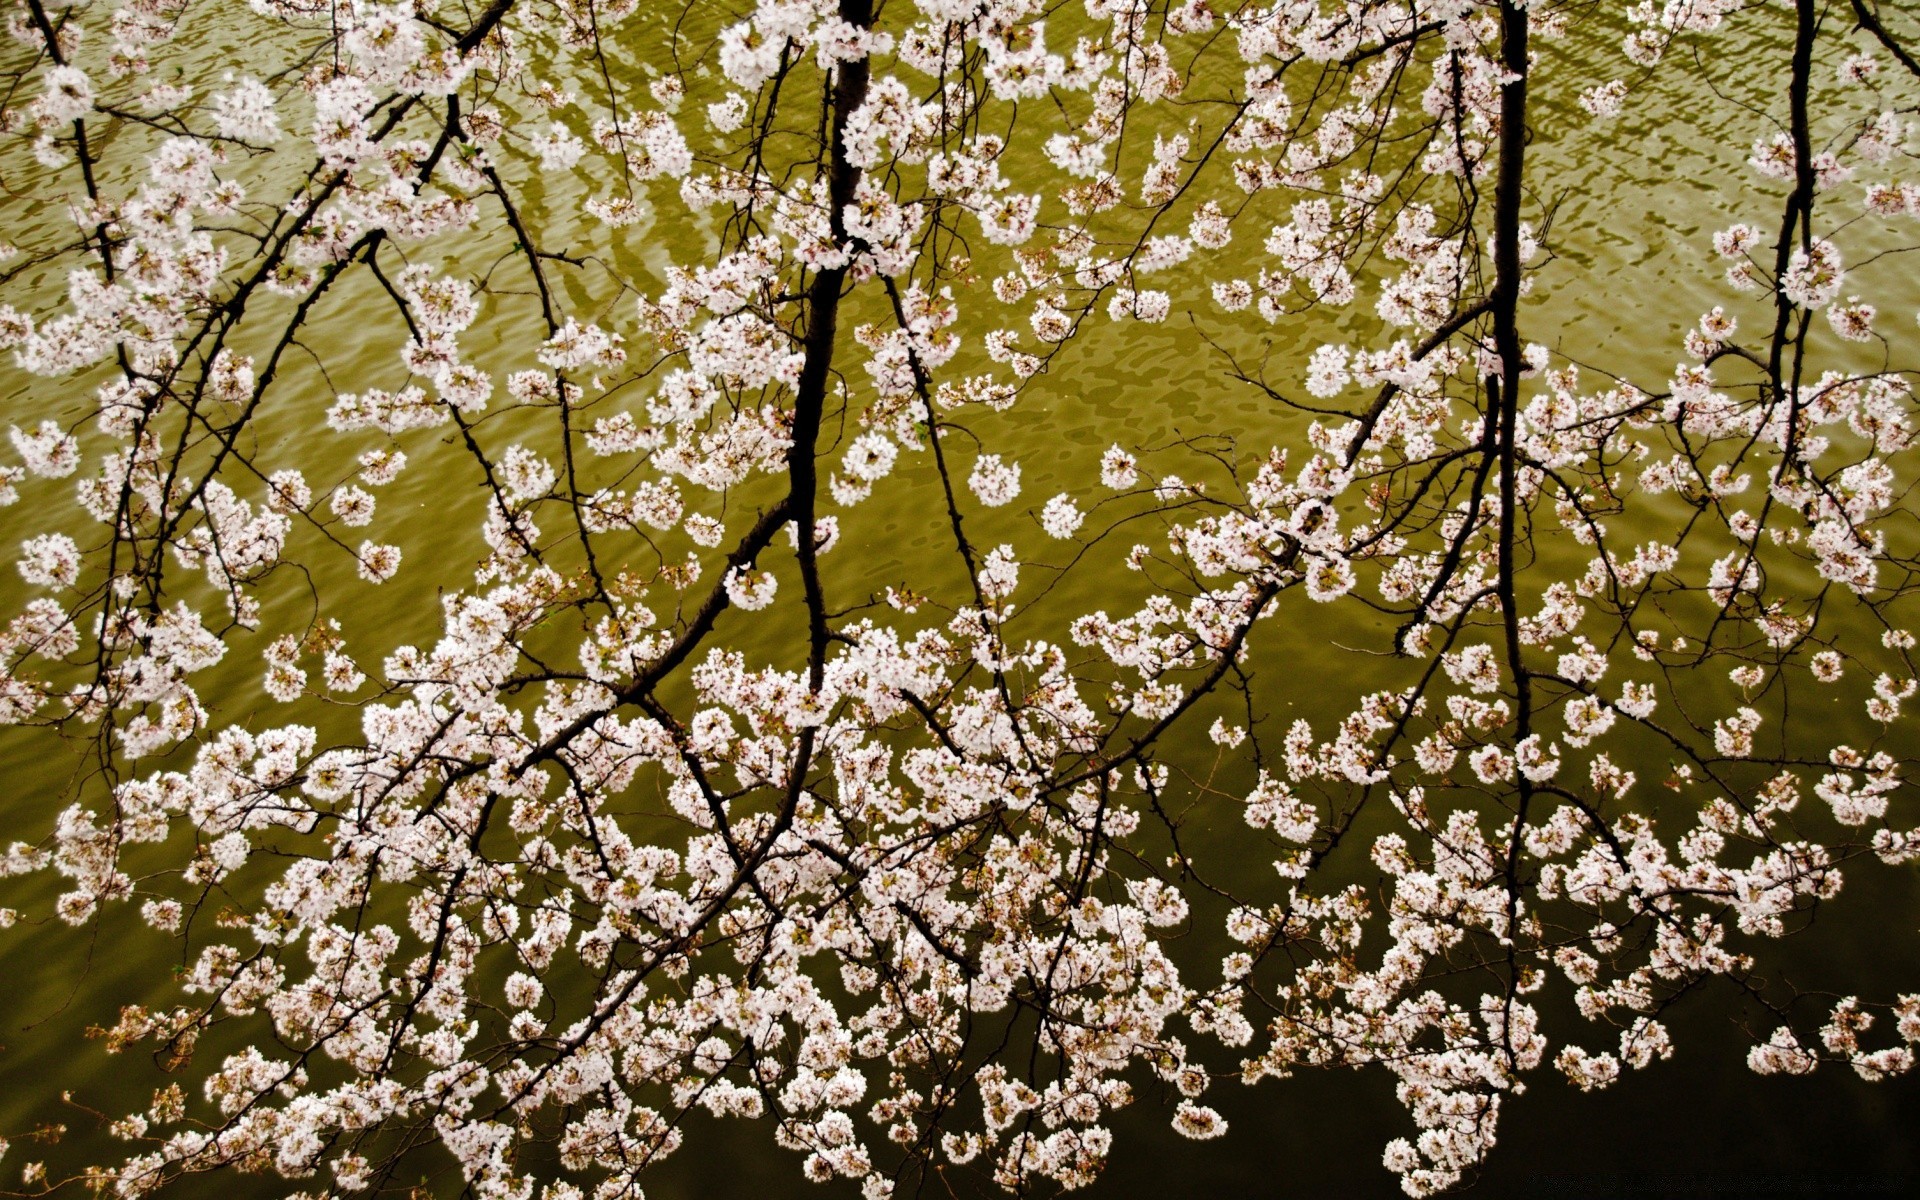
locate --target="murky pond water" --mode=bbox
[3,4,1919,1198]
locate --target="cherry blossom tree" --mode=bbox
[2,0,1919,1196]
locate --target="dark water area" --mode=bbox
[4,3,1920,1200]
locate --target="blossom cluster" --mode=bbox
[2,2,1919,1198]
